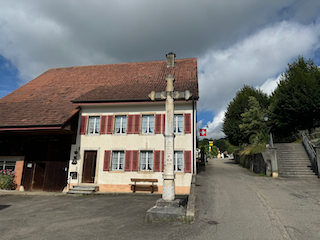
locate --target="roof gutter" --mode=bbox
[72,97,199,105]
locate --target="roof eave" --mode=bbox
[72,96,199,104]
[0,125,63,132]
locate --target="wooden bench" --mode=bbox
[130,178,158,193]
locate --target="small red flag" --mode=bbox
[200,128,207,137]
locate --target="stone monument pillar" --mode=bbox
[162,74,175,201]
[146,62,192,220]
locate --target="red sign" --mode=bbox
[200,128,207,137]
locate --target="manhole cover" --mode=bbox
[208,220,218,225]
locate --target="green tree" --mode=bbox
[239,96,266,144]
[270,56,320,138]
[222,85,269,145]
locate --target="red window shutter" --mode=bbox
[154,151,160,172]
[125,151,132,171]
[184,113,191,134]
[132,150,139,171]
[80,116,87,135]
[103,150,111,171]
[155,114,161,134]
[127,115,134,134]
[134,115,140,134]
[100,116,107,134]
[161,150,164,172]
[184,151,192,173]
[162,114,166,134]
[106,115,113,134]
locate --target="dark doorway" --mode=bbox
[20,136,71,192]
[32,163,46,190]
[22,162,34,191]
[82,151,97,183]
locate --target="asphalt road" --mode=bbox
[1,157,320,240]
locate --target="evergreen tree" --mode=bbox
[270,56,320,138]
[223,85,269,145]
[239,96,266,144]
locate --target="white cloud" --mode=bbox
[1,1,320,86]
[199,111,226,140]
[199,20,320,113]
[198,20,320,139]
[258,74,282,95]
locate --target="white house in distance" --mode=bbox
[69,53,198,194]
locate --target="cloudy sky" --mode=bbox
[1,0,320,139]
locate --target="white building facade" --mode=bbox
[68,100,197,194]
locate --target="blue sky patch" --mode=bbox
[0,55,19,98]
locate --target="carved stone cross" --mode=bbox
[149,74,192,201]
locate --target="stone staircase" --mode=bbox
[275,143,317,178]
[67,185,99,195]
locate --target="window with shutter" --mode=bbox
[174,151,184,172]
[142,115,154,134]
[103,150,111,171]
[184,151,192,173]
[115,116,127,134]
[140,151,153,171]
[112,151,125,170]
[184,113,191,134]
[88,116,100,134]
[100,116,107,134]
[80,116,87,135]
[174,114,183,133]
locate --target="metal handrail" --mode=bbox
[302,132,317,165]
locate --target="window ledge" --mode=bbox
[138,170,154,173]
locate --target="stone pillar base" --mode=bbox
[145,198,186,222]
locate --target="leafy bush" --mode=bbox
[0,169,16,190]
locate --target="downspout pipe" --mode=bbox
[192,96,195,174]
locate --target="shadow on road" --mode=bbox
[222,160,237,164]
[0,205,10,211]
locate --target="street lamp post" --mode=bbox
[264,114,269,144]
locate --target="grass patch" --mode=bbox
[239,143,266,156]
[293,137,303,143]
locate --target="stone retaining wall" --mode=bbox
[234,153,267,174]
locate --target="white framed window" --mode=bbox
[0,161,16,171]
[174,151,183,172]
[142,115,154,134]
[112,151,125,170]
[140,151,154,171]
[88,116,100,134]
[115,116,127,134]
[174,114,183,133]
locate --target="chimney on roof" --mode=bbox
[166,52,176,68]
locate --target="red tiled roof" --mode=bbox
[0,58,198,129]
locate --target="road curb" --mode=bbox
[186,174,196,220]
